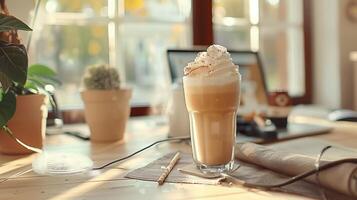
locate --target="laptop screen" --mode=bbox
[167,49,269,109]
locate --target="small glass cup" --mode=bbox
[183,76,240,174]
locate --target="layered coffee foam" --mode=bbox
[184,79,240,111]
[183,44,240,167]
[184,44,239,78]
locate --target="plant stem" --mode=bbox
[2,125,42,153]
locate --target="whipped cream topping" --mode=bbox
[184,45,239,77]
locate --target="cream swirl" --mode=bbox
[184,45,239,77]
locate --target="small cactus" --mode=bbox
[83,64,120,90]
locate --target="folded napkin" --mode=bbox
[235,138,357,198]
[125,152,219,185]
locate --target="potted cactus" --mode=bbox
[81,64,132,142]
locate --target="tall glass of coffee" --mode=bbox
[183,45,241,174]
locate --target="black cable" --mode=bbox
[315,145,332,200]
[92,136,191,170]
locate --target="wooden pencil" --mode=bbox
[157,152,181,185]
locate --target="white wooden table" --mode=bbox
[1,116,357,200]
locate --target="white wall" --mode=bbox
[313,0,357,109]
[312,0,341,108]
[6,0,34,45]
[338,0,357,109]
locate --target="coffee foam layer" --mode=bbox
[183,73,240,87]
[184,44,240,78]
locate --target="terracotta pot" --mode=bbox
[81,89,132,142]
[0,94,48,155]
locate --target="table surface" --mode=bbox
[1,116,357,200]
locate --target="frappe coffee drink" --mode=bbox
[183,45,240,173]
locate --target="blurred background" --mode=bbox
[6,0,357,116]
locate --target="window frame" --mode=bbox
[193,0,313,105]
[53,0,313,123]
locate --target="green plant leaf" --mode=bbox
[23,81,37,93]
[28,64,56,78]
[0,91,16,127]
[0,89,3,101]
[0,41,28,86]
[0,72,12,91]
[28,75,61,86]
[0,14,32,32]
[25,77,46,90]
[25,64,61,92]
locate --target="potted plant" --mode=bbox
[0,63,59,154]
[81,64,132,142]
[0,3,59,154]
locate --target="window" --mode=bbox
[30,0,311,114]
[31,0,192,109]
[213,0,306,97]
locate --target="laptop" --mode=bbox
[167,48,332,143]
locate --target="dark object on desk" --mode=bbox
[237,117,277,140]
[64,131,90,140]
[46,125,90,141]
[268,91,292,107]
[46,92,63,127]
[266,91,291,128]
[237,117,332,144]
[328,109,357,122]
[267,116,288,128]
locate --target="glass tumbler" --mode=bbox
[183,75,240,174]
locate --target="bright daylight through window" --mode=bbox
[30,0,192,109]
[213,0,305,96]
[30,0,304,109]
